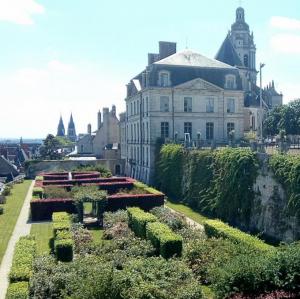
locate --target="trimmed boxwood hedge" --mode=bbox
[127,207,157,238]
[32,187,43,199]
[54,238,74,262]
[204,219,273,252]
[146,222,183,258]
[52,211,71,222]
[52,221,71,238]
[9,236,36,283]
[6,282,29,299]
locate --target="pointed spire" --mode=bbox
[57,115,65,137]
[67,113,76,142]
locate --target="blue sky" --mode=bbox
[0,0,300,138]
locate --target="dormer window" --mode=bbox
[159,71,170,87]
[225,75,236,89]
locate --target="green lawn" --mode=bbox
[166,200,209,225]
[30,222,53,255]
[88,227,104,243]
[0,180,32,264]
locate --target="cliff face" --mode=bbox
[249,155,299,243]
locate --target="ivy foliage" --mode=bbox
[156,145,259,226]
[156,144,184,200]
[269,154,300,217]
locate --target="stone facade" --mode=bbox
[77,105,120,158]
[121,42,244,184]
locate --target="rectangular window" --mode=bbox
[160,96,169,112]
[161,122,169,139]
[160,72,169,87]
[184,97,192,112]
[227,98,235,113]
[184,122,192,138]
[206,97,214,113]
[134,101,136,114]
[206,122,214,140]
[227,122,235,137]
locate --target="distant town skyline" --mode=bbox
[0,0,299,138]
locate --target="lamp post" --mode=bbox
[259,63,265,142]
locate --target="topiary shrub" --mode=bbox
[52,221,71,238]
[54,238,74,262]
[9,236,36,283]
[6,282,29,299]
[52,211,71,223]
[32,187,44,199]
[146,222,183,258]
[204,219,273,252]
[127,207,157,238]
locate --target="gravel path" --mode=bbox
[0,181,34,299]
[167,206,204,231]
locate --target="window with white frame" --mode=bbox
[225,75,236,89]
[227,122,235,137]
[160,96,169,112]
[184,122,192,138]
[206,97,214,113]
[161,122,169,138]
[227,98,235,113]
[184,97,192,112]
[159,71,170,87]
[206,122,214,140]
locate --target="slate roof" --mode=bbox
[215,36,243,67]
[0,155,19,178]
[154,49,235,69]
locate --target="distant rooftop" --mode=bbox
[154,49,235,69]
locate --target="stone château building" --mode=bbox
[76,105,120,159]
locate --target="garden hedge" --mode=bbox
[32,187,43,199]
[127,207,157,238]
[146,222,183,258]
[6,282,29,299]
[204,219,273,252]
[9,236,36,283]
[54,238,74,262]
[52,211,71,222]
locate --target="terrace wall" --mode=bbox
[25,159,125,178]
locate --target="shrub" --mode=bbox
[55,238,74,262]
[32,187,43,199]
[3,185,12,196]
[146,222,183,258]
[127,207,157,238]
[103,210,128,229]
[204,219,273,252]
[0,204,4,215]
[6,282,29,299]
[35,175,43,181]
[133,181,164,195]
[56,230,72,241]
[52,221,71,238]
[52,211,71,223]
[71,224,93,255]
[150,206,187,231]
[44,187,71,199]
[9,236,36,283]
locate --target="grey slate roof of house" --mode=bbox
[0,155,19,177]
[154,49,236,69]
[215,36,243,67]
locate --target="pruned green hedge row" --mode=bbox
[9,236,36,283]
[32,187,43,199]
[204,219,273,252]
[127,207,157,238]
[133,181,164,195]
[146,222,183,258]
[6,281,29,299]
[52,212,73,262]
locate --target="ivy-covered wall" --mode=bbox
[156,144,300,242]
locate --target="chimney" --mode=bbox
[148,53,160,65]
[159,41,177,60]
[87,123,91,135]
[97,110,101,130]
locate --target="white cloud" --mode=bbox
[0,61,126,138]
[0,0,44,25]
[270,16,300,31]
[270,33,300,54]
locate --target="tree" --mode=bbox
[264,99,300,136]
[39,134,62,160]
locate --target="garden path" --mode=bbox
[167,206,204,231]
[0,180,34,299]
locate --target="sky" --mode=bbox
[0,0,300,138]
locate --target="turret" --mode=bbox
[87,123,92,135]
